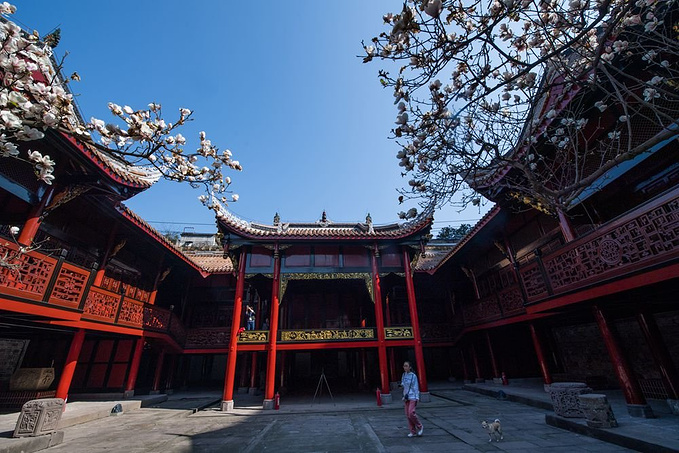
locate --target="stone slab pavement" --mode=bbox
[37,389,636,453]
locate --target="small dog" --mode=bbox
[481,419,503,442]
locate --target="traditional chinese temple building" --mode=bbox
[0,24,678,417]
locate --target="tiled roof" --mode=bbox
[413,243,457,272]
[60,133,161,190]
[184,252,234,273]
[415,204,501,274]
[116,203,209,276]
[216,208,433,241]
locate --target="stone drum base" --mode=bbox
[578,393,618,428]
[549,382,592,418]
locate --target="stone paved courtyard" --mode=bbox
[43,389,634,452]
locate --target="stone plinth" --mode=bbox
[419,392,431,403]
[667,399,679,415]
[13,398,64,438]
[549,382,592,418]
[380,393,393,405]
[578,393,618,428]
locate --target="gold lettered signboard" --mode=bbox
[280,328,375,342]
[384,327,414,339]
[238,330,269,343]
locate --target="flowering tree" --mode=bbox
[0,3,240,214]
[365,0,679,217]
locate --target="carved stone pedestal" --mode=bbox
[13,398,64,438]
[667,399,679,415]
[578,394,618,428]
[419,392,431,403]
[380,393,393,405]
[549,382,592,418]
[221,400,234,411]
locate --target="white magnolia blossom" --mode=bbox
[0,4,241,212]
[365,0,679,214]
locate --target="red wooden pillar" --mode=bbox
[557,209,575,242]
[125,337,145,397]
[460,348,470,382]
[17,185,56,246]
[249,352,258,393]
[264,244,281,409]
[55,328,85,403]
[402,247,428,395]
[529,323,553,387]
[485,331,500,379]
[150,350,166,394]
[222,248,247,411]
[592,304,654,417]
[385,295,399,383]
[470,341,483,382]
[94,224,119,287]
[637,309,679,401]
[279,351,286,388]
[371,245,390,401]
[147,256,165,306]
[164,354,177,393]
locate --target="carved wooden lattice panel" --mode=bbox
[48,263,89,308]
[497,285,525,315]
[462,295,502,325]
[143,306,170,330]
[420,324,460,342]
[185,328,230,348]
[544,196,679,293]
[520,261,548,300]
[168,314,186,343]
[82,287,120,321]
[117,299,144,327]
[0,243,56,300]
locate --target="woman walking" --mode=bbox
[401,361,423,437]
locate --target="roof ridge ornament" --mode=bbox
[318,210,330,227]
[366,213,374,234]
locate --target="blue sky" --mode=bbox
[13,1,489,235]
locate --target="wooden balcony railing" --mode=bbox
[0,241,184,344]
[462,189,679,325]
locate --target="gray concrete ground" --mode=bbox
[0,380,676,452]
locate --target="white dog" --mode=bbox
[481,419,503,442]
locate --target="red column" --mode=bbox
[385,295,399,383]
[485,331,500,379]
[249,352,258,391]
[371,246,390,398]
[55,329,85,403]
[529,323,553,386]
[460,348,470,382]
[402,248,428,393]
[279,351,286,388]
[592,304,653,417]
[222,249,247,410]
[151,350,166,394]
[17,185,56,246]
[264,244,281,408]
[125,337,145,397]
[93,224,119,287]
[147,257,165,306]
[557,209,575,242]
[637,309,679,400]
[470,342,482,381]
[164,354,177,392]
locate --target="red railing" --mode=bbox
[0,242,187,345]
[462,189,679,324]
